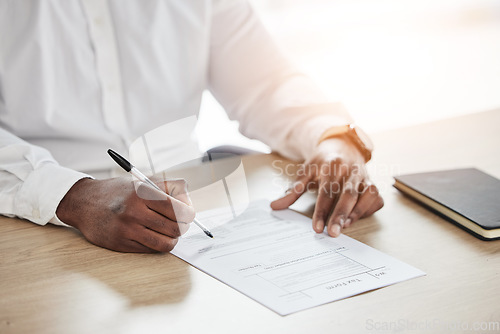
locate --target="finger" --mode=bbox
[121,240,158,253]
[345,184,379,226]
[361,195,384,218]
[163,176,193,207]
[141,208,190,238]
[311,162,347,234]
[311,178,339,233]
[136,182,195,223]
[270,176,311,210]
[105,238,157,254]
[156,178,195,223]
[327,173,363,237]
[133,226,179,253]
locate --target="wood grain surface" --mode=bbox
[1,110,499,334]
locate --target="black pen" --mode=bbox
[107,149,214,238]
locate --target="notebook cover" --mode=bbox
[394,168,500,232]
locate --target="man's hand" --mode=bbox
[271,137,384,237]
[56,177,195,253]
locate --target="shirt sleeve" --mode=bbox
[208,0,354,161]
[0,127,91,226]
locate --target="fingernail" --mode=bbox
[344,218,352,228]
[330,224,341,237]
[339,217,346,228]
[315,219,324,232]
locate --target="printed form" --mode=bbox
[172,201,425,315]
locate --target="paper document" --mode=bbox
[172,201,425,315]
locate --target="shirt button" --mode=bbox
[93,17,103,26]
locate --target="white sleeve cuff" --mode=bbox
[51,212,72,227]
[14,163,92,226]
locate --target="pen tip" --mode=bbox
[207,232,214,238]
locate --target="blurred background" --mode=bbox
[196,0,500,153]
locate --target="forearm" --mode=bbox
[240,101,353,162]
[208,0,353,161]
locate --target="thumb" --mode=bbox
[270,178,310,210]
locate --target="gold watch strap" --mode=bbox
[317,124,373,162]
[317,125,351,144]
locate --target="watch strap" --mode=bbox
[318,124,373,162]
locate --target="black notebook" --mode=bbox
[394,168,500,240]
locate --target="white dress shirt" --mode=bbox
[0,0,352,226]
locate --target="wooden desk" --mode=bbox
[1,110,499,334]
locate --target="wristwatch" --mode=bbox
[318,124,374,162]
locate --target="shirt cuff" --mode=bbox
[278,103,354,162]
[51,213,72,227]
[14,163,92,226]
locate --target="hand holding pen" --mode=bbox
[55,151,206,253]
[108,149,213,238]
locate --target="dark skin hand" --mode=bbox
[56,177,195,253]
[271,137,384,237]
